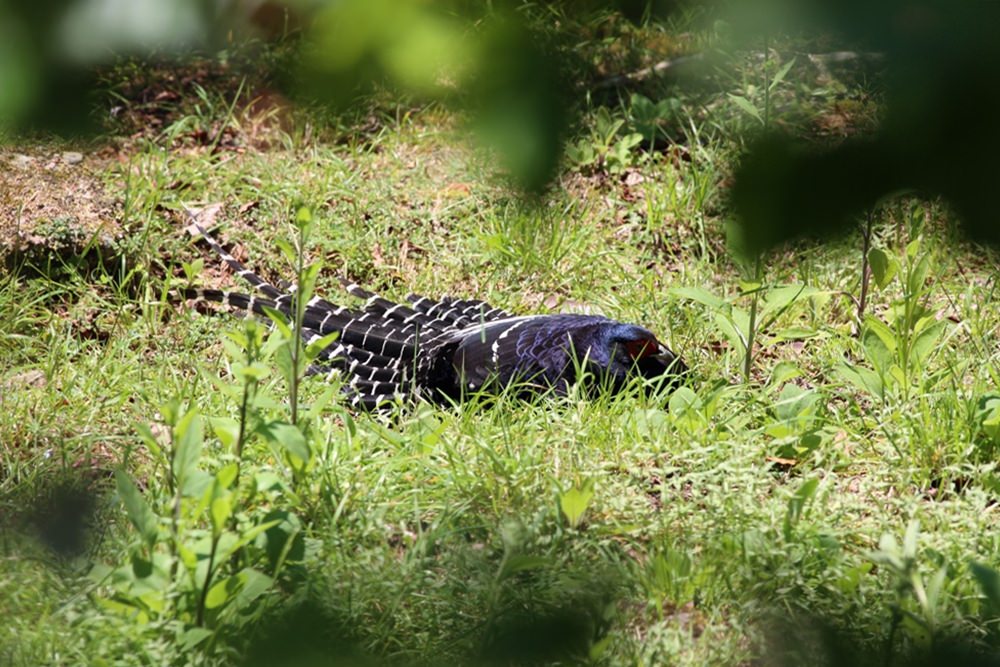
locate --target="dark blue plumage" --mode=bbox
[182,225,688,409]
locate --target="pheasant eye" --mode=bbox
[625,338,656,360]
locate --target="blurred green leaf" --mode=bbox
[115,470,158,549]
[767,56,796,91]
[868,248,898,289]
[668,386,700,416]
[172,409,203,488]
[559,484,594,528]
[729,94,762,124]
[970,561,1000,611]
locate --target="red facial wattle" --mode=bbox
[625,338,658,360]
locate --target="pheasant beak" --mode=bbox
[652,344,688,375]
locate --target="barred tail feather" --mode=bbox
[180,287,280,319]
[406,294,513,328]
[188,222,286,302]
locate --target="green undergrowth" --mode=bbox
[4,14,1000,667]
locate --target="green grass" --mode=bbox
[4,15,1000,667]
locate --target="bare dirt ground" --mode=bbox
[1,147,122,268]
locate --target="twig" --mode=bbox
[593,53,705,89]
[593,50,881,91]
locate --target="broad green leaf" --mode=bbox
[669,286,726,310]
[210,496,232,534]
[835,362,884,399]
[216,463,238,490]
[172,409,203,485]
[295,205,313,228]
[135,422,163,460]
[874,532,904,571]
[254,471,284,493]
[713,312,745,351]
[210,417,240,450]
[233,361,270,383]
[910,319,948,367]
[417,413,445,449]
[499,555,550,580]
[926,565,947,612]
[619,132,643,150]
[275,238,296,264]
[261,306,292,337]
[95,597,149,623]
[305,331,340,360]
[728,93,762,124]
[768,56,797,91]
[181,258,204,283]
[772,326,819,341]
[183,470,214,502]
[177,542,198,569]
[668,386,700,415]
[970,561,1000,610]
[888,364,905,388]
[862,318,896,371]
[863,317,897,351]
[907,252,932,297]
[205,573,242,610]
[219,520,283,561]
[221,336,245,364]
[231,568,274,611]
[298,262,322,299]
[731,306,751,344]
[559,484,594,528]
[768,361,802,387]
[273,345,296,387]
[774,384,819,422]
[305,386,339,421]
[976,395,1000,444]
[784,477,819,538]
[115,470,158,548]
[258,421,310,463]
[868,248,898,289]
[180,628,213,650]
[761,284,813,317]
[159,398,180,425]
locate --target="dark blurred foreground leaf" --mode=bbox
[238,599,375,667]
[2,467,104,557]
[761,610,1000,667]
[731,1,1000,254]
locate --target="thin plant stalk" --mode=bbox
[743,256,763,383]
[196,530,221,627]
[742,32,770,383]
[289,221,308,427]
[858,210,874,331]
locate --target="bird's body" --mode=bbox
[182,225,687,409]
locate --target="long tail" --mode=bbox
[178,223,509,409]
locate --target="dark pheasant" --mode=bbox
[181,225,688,409]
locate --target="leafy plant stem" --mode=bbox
[196,531,221,627]
[859,210,873,329]
[743,255,763,382]
[290,221,307,427]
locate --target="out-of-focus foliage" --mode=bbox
[6,0,1000,229]
[729,0,1000,254]
[0,0,615,190]
[0,0,214,133]
[294,2,575,191]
